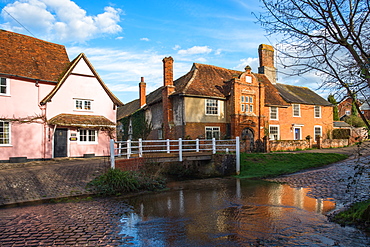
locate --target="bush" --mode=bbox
[87,168,166,196]
[87,169,140,196]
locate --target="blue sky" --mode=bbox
[0,0,324,103]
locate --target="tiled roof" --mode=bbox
[274,83,332,106]
[117,86,163,120]
[360,102,370,110]
[173,63,242,98]
[254,74,289,107]
[40,53,123,106]
[48,114,115,128]
[0,29,70,82]
[117,62,331,120]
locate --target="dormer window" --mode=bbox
[75,99,93,111]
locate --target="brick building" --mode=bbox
[117,44,333,147]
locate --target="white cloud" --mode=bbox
[115,36,124,40]
[0,0,122,42]
[178,46,212,55]
[66,46,193,103]
[140,37,150,41]
[234,57,259,72]
[173,45,181,50]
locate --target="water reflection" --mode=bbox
[120,178,368,246]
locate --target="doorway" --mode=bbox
[54,128,68,157]
[241,128,254,152]
[294,127,301,140]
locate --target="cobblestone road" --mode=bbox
[0,158,109,206]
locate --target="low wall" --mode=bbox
[269,138,349,152]
[320,139,349,149]
[269,140,310,152]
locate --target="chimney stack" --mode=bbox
[258,44,277,84]
[163,56,174,87]
[139,77,146,108]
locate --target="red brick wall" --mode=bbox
[184,122,227,139]
[268,104,333,141]
[115,157,144,171]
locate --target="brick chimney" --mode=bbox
[139,77,146,108]
[162,57,175,139]
[163,56,174,87]
[258,44,277,84]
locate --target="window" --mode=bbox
[0,121,10,145]
[0,77,9,95]
[314,126,322,141]
[293,104,301,117]
[269,125,280,140]
[345,110,350,115]
[205,127,220,139]
[75,99,92,111]
[270,107,278,120]
[79,129,97,143]
[245,76,252,83]
[240,95,254,113]
[158,129,163,140]
[314,106,321,118]
[206,99,218,115]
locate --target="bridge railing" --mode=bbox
[110,137,240,173]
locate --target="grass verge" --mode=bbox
[236,152,348,179]
[332,199,370,232]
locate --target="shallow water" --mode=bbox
[0,178,369,246]
[119,178,369,246]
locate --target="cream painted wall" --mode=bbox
[184,97,226,123]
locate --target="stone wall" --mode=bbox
[319,139,349,149]
[268,138,349,152]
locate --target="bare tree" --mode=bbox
[257,0,370,129]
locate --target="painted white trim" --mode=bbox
[314,106,321,118]
[0,121,11,146]
[314,125,322,141]
[292,104,301,117]
[269,124,280,140]
[270,106,279,120]
[77,129,98,145]
[205,99,219,116]
[205,126,220,140]
[293,126,302,140]
[0,77,10,96]
[74,98,94,112]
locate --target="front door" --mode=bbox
[241,128,254,152]
[54,128,68,157]
[294,127,301,140]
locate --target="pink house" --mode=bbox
[0,30,123,162]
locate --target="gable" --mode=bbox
[41,53,123,106]
[0,29,69,82]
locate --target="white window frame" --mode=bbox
[245,76,252,83]
[205,99,219,115]
[0,121,11,146]
[205,126,220,140]
[314,126,322,141]
[294,127,302,140]
[78,129,98,144]
[270,107,278,120]
[74,99,93,111]
[269,125,280,140]
[345,110,350,115]
[0,77,10,96]
[293,104,301,117]
[314,106,321,118]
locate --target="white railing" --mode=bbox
[110,137,240,174]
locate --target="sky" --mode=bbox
[0,0,326,104]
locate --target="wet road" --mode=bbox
[0,178,369,246]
